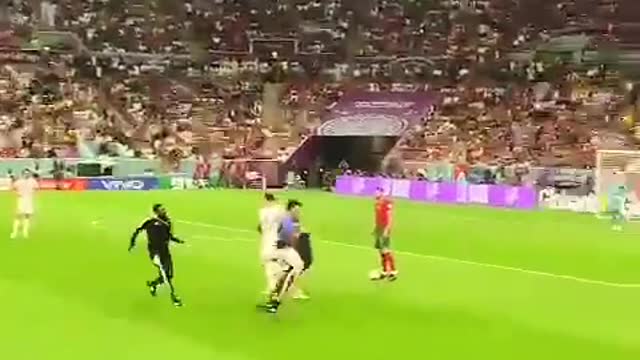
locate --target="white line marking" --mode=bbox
[178,220,640,289]
[180,222,254,234]
[193,235,254,243]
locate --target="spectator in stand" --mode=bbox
[194,156,212,189]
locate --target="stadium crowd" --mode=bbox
[0,0,638,184]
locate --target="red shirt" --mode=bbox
[195,162,211,180]
[375,197,393,228]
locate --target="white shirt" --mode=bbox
[14,177,38,201]
[259,204,284,249]
[585,193,599,214]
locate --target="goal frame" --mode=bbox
[595,149,640,219]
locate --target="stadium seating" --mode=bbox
[0,0,637,183]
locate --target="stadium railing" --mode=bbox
[0,157,283,191]
[418,162,593,195]
[0,158,198,178]
[335,175,538,210]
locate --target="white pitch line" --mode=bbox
[192,234,254,243]
[178,220,640,289]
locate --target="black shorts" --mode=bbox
[149,251,174,279]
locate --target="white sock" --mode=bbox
[11,219,20,237]
[22,218,30,237]
[264,270,274,292]
[265,262,280,292]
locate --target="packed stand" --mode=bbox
[1,0,639,181]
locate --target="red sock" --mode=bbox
[382,253,393,273]
[387,252,396,272]
[380,253,388,272]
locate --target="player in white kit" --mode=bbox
[258,193,285,293]
[11,170,38,239]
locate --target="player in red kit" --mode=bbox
[371,187,398,281]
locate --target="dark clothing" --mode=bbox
[294,232,313,270]
[53,160,64,181]
[130,217,182,256]
[373,228,391,250]
[151,252,174,280]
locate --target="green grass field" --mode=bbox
[1,190,639,360]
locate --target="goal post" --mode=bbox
[595,149,640,219]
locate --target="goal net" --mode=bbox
[595,150,640,219]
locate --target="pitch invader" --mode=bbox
[11,169,38,239]
[609,185,630,231]
[260,200,307,313]
[129,204,185,307]
[258,194,311,300]
[370,187,398,281]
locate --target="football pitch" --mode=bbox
[0,189,639,360]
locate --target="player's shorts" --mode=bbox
[16,198,34,216]
[373,227,391,250]
[261,245,278,264]
[274,247,304,273]
[261,236,279,263]
[150,251,174,280]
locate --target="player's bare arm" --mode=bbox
[170,233,185,244]
[383,216,392,237]
[129,219,151,251]
[291,230,301,247]
[129,231,140,251]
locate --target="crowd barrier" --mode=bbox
[0,174,538,211]
[87,177,159,191]
[335,176,538,210]
[0,158,198,178]
[0,175,196,191]
[413,162,593,196]
[39,178,88,191]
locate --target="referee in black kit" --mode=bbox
[129,204,185,307]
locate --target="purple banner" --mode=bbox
[335,176,537,209]
[317,91,438,136]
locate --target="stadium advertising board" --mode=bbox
[0,177,11,191]
[318,91,438,136]
[87,177,159,191]
[166,176,196,190]
[542,194,599,213]
[38,178,88,191]
[335,176,537,209]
